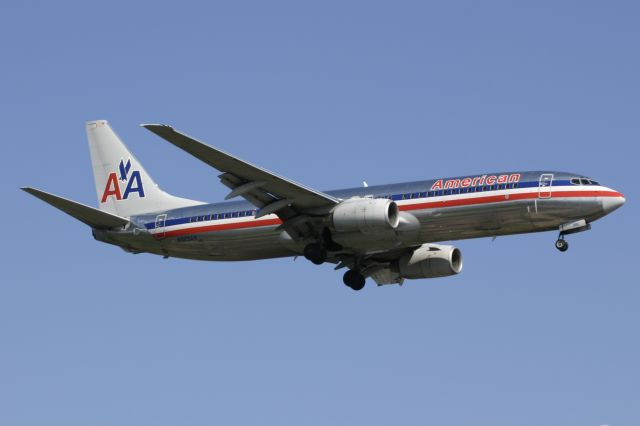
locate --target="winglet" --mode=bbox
[22,187,129,229]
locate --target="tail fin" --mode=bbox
[87,120,203,218]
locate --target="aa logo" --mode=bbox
[101,159,145,203]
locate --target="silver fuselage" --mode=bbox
[94,171,625,260]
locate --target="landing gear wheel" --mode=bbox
[343,269,366,291]
[303,243,327,265]
[555,238,569,252]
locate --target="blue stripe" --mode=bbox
[144,179,577,230]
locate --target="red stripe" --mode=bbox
[159,190,624,237]
[162,218,282,238]
[400,190,623,212]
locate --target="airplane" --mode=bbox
[22,120,626,290]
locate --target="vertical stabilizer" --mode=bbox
[87,120,203,217]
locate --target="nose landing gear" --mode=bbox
[554,219,591,252]
[555,237,569,252]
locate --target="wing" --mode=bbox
[142,124,339,239]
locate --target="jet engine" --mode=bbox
[394,244,463,279]
[331,198,400,234]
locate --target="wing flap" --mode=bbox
[22,187,129,229]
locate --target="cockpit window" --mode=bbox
[571,177,601,185]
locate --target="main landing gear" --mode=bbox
[303,229,342,265]
[343,269,366,291]
[303,230,365,290]
[303,243,327,265]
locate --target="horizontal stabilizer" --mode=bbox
[22,187,129,229]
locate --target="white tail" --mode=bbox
[86,120,203,217]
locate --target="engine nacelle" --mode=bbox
[394,244,463,279]
[332,198,400,234]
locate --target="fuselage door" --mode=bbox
[538,174,553,198]
[154,213,167,239]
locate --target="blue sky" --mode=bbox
[1,1,638,425]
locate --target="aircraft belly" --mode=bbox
[528,197,602,228]
[415,199,538,242]
[161,226,293,261]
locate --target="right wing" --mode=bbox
[142,124,339,212]
[142,124,340,239]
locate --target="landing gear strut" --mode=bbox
[554,220,591,252]
[303,243,327,265]
[343,269,366,291]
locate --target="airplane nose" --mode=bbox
[602,191,625,214]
